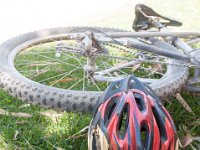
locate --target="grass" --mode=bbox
[0,0,200,149]
[0,89,91,150]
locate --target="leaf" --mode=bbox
[179,133,193,148]
[19,104,31,108]
[79,126,89,134]
[113,72,119,77]
[175,139,180,150]
[179,133,200,148]
[40,111,63,117]
[40,111,63,123]
[11,112,33,118]
[193,136,200,142]
[13,130,19,140]
[152,64,162,69]
[114,60,128,66]
[54,78,75,83]
[150,64,162,74]
[50,78,76,86]
[66,133,87,141]
[0,109,8,115]
[16,121,28,125]
[132,64,141,72]
[175,93,193,113]
[66,126,89,141]
[0,109,32,118]
[56,148,64,150]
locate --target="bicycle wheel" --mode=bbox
[0,27,189,113]
[183,37,200,93]
[184,49,200,93]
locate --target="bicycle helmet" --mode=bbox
[88,76,178,150]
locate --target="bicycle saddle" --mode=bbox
[132,4,182,31]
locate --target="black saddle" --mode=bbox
[132,4,182,31]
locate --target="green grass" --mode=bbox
[0,1,200,149]
[0,89,91,150]
[0,90,199,149]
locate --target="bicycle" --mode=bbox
[0,4,199,113]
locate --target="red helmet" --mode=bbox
[88,76,178,150]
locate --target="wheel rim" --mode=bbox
[8,34,168,92]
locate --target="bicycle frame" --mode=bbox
[54,12,200,91]
[66,30,200,64]
[53,32,182,83]
[67,25,200,91]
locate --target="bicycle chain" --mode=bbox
[104,43,200,96]
[58,40,200,96]
[103,43,200,68]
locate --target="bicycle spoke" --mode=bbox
[100,61,112,77]
[34,53,77,67]
[67,76,85,90]
[87,71,101,91]
[50,65,81,86]
[37,71,75,83]
[61,51,85,65]
[82,70,86,91]
[15,34,168,91]
[29,66,51,79]
[20,51,55,55]
[18,70,39,73]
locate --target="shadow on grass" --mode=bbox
[0,88,199,149]
[0,89,91,149]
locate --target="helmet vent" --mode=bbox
[104,96,119,126]
[152,107,167,141]
[140,124,149,148]
[107,103,116,120]
[134,93,145,112]
[117,103,129,139]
